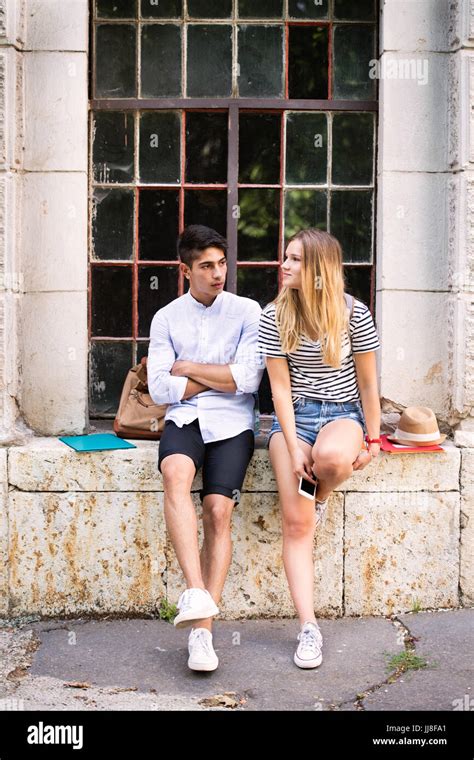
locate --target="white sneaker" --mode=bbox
[188,627,219,672]
[315,497,329,527]
[173,588,219,629]
[294,621,323,669]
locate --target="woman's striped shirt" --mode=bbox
[257,297,381,403]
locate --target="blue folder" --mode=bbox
[59,433,137,452]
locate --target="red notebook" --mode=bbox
[380,433,445,454]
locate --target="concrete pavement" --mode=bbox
[0,609,472,712]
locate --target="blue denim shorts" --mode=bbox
[268,397,367,448]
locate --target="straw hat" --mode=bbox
[386,406,447,446]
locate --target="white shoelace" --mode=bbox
[315,498,328,525]
[298,624,323,655]
[178,588,206,613]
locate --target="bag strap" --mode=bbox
[344,292,355,320]
[344,292,355,351]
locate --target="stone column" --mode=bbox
[449,0,474,605]
[450,0,474,446]
[376,0,456,429]
[19,0,89,436]
[0,0,25,445]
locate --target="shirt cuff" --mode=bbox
[229,363,247,395]
[169,375,188,404]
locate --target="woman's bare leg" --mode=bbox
[269,433,318,625]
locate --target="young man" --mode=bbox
[148,225,264,672]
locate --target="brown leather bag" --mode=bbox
[113,356,168,440]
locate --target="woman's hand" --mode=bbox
[352,442,380,471]
[291,446,317,484]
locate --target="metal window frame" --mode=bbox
[89,3,379,417]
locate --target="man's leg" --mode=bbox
[194,428,255,632]
[197,493,235,632]
[161,453,205,588]
[158,420,206,588]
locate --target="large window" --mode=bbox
[89,0,378,417]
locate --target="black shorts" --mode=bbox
[158,418,255,503]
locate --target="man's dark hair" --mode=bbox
[177,225,228,268]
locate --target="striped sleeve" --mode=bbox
[258,305,286,358]
[350,301,381,353]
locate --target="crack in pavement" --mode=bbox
[328,615,422,712]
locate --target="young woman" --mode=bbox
[258,228,381,669]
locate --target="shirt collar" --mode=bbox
[186,289,225,312]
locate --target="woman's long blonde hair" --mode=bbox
[274,228,349,369]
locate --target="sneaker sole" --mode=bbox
[187,657,219,672]
[174,604,220,629]
[294,653,323,669]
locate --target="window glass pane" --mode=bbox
[288,25,328,99]
[344,265,373,306]
[332,113,374,185]
[139,112,181,184]
[238,26,284,97]
[237,266,278,307]
[141,24,181,96]
[188,0,232,17]
[93,111,135,184]
[334,0,375,21]
[96,0,137,18]
[184,190,227,236]
[187,25,232,97]
[90,341,134,415]
[91,266,133,336]
[186,112,228,184]
[140,0,182,17]
[238,189,280,261]
[288,0,328,19]
[285,189,327,239]
[92,189,134,260]
[95,24,136,98]
[333,25,376,100]
[139,189,180,260]
[137,340,149,362]
[286,113,327,184]
[239,113,281,184]
[330,190,373,263]
[138,266,178,336]
[238,0,283,18]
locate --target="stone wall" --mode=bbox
[1,439,466,619]
[0,1,471,622]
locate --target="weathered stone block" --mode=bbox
[8,491,167,616]
[460,448,474,604]
[345,492,460,616]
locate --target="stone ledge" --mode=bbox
[7,437,461,493]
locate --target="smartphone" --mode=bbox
[298,475,316,500]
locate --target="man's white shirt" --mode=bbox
[148,290,264,443]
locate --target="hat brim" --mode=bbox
[386,433,447,446]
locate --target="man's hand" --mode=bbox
[171,360,190,377]
[171,360,236,394]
